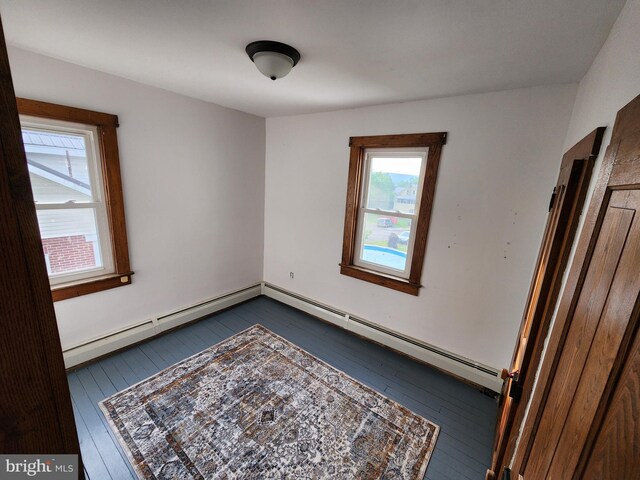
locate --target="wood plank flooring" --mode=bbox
[69,296,498,479]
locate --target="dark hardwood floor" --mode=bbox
[68,296,498,480]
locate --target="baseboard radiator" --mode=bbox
[262,282,502,392]
[63,281,502,392]
[62,283,262,369]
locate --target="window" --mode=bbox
[18,98,132,301]
[340,132,446,295]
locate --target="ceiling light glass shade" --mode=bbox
[252,51,294,80]
[246,41,301,81]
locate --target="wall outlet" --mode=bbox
[290,272,295,279]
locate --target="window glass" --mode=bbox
[365,156,422,214]
[37,208,102,276]
[358,212,412,272]
[23,128,95,202]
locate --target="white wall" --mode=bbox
[264,85,577,369]
[564,0,640,151]
[8,47,265,349]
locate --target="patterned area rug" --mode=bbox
[100,325,439,479]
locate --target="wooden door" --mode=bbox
[487,128,605,479]
[0,13,82,463]
[512,94,640,479]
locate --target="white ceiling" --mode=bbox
[0,0,626,118]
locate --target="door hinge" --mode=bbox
[509,372,523,402]
[548,187,558,212]
[501,369,524,402]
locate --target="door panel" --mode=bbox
[526,191,640,478]
[581,322,640,479]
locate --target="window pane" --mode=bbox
[365,156,422,213]
[359,213,412,271]
[22,128,94,203]
[37,208,103,276]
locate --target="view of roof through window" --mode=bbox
[22,129,92,193]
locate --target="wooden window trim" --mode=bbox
[17,98,133,301]
[340,132,446,295]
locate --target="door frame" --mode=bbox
[488,127,605,478]
[0,12,82,464]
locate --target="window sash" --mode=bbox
[21,116,115,286]
[359,207,416,219]
[353,212,415,277]
[35,204,114,285]
[35,202,101,209]
[352,148,427,279]
[21,119,102,201]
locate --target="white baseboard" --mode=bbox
[62,283,262,369]
[263,282,503,392]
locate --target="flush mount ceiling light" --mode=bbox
[245,40,300,81]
